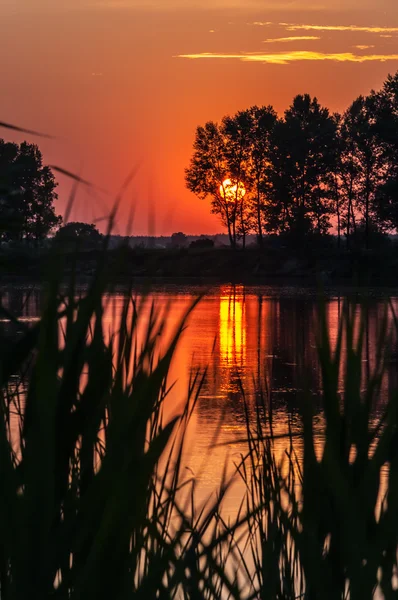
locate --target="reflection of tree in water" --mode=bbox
[194,291,398,432]
[1,285,398,425]
[271,298,320,394]
[0,287,41,318]
[0,287,42,342]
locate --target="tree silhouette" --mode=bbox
[221,111,252,247]
[0,140,61,242]
[326,113,343,246]
[185,122,230,244]
[186,72,398,248]
[171,232,188,248]
[244,106,277,246]
[337,108,361,244]
[55,222,102,248]
[270,95,338,237]
[185,121,249,248]
[190,238,214,249]
[372,74,398,232]
[346,96,385,248]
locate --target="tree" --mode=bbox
[221,112,252,248]
[186,122,230,244]
[335,109,361,245]
[0,140,61,242]
[268,95,338,238]
[55,222,102,248]
[186,73,398,248]
[171,232,188,248]
[344,96,386,248]
[189,238,214,249]
[185,121,249,248]
[371,73,398,231]
[326,113,344,247]
[244,106,277,246]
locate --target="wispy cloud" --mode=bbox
[353,44,375,50]
[263,36,320,43]
[280,23,398,34]
[177,51,398,65]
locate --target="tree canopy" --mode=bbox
[0,140,61,242]
[186,72,398,249]
[171,232,188,248]
[55,222,102,248]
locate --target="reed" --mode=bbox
[0,239,240,599]
[240,298,398,599]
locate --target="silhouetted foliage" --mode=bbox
[55,222,102,248]
[186,72,398,248]
[171,232,188,248]
[245,106,277,246]
[372,73,398,233]
[189,237,214,249]
[0,140,61,242]
[269,95,338,237]
[185,122,239,248]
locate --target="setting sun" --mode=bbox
[219,179,246,203]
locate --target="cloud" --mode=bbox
[176,50,398,65]
[353,45,375,50]
[279,23,398,34]
[85,1,336,9]
[263,36,321,43]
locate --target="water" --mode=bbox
[1,283,398,514]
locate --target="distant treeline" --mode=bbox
[108,232,398,251]
[107,233,244,249]
[186,71,398,249]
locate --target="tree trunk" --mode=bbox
[232,210,237,249]
[227,224,234,248]
[347,198,351,246]
[226,209,234,248]
[335,176,341,248]
[347,175,354,248]
[256,186,263,248]
[351,202,357,234]
[365,169,370,250]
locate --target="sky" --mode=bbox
[1,0,398,234]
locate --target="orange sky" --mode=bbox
[1,0,398,234]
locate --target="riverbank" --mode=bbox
[1,244,398,286]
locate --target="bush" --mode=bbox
[54,222,103,250]
[170,232,188,248]
[189,238,214,249]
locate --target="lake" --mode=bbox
[1,283,398,515]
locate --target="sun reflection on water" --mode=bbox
[219,286,246,366]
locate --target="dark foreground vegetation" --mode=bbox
[1,238,398,599]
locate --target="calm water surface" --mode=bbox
[2,283,398,514]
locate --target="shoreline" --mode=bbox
[2,275,398,299]
[1,245,398,289]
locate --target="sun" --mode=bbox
[219,179,246,203]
